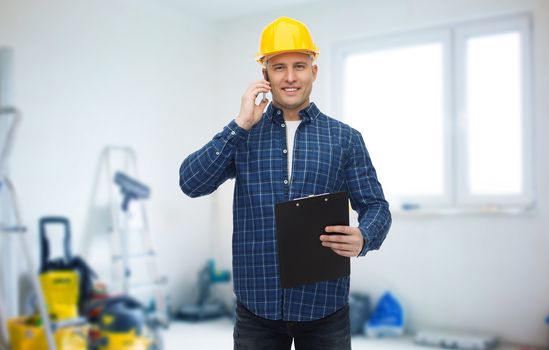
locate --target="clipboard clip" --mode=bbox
[294,193,331,207]
[293,193,330,201]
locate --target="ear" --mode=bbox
[262,68,269,82]
[312,64,318,82]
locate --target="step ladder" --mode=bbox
[0,108,56,350]
[101,146,169,325]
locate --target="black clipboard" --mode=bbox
[275,192,350,289]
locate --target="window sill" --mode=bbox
[390,203,536,217]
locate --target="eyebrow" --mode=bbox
[271,61,309,67]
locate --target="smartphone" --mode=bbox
[262,70,270,101]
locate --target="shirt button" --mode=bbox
[283,149,288,154]
[277,110,281,115]
[215,151,220,155]
[283,180,288,185]
[281,123,286,128]
[231,131,236,135]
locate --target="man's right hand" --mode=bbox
[236,80,271,131]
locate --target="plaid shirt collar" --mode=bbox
[266,102,321,124]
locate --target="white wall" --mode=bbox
[0,0,218,309]
[210,0,549,346]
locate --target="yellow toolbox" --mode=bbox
[7,316,88,350]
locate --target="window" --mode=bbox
[333,14,533,213]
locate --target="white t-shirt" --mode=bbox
[285,120,301,180]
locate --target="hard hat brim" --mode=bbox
[256,49,320,64]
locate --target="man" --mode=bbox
[180,16,391,350]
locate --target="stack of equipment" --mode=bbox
[1,105,56,350]
[177,260,230,321]
[90,296,159,350]
[39,217,96,320]
[8,216,95,350]
[7,316,88,350]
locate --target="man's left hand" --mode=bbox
[320,226,364,257]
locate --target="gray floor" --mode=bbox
[162,318,420,350]
[162,319,525,350]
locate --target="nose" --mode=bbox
[285,67,296,83]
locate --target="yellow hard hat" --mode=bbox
[256,16,320,64]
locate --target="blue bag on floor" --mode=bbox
[364,291,404,338]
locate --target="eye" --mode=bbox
[296,64,306,70]
[273,65,284,71]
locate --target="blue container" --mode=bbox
[364,291,404,338]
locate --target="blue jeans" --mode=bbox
[233,302,351,350]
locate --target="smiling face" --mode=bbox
[264,52,318,119]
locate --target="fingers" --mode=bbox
[257,96,269,109]
[322,242,358,257]
[320,226,364,257]
[320,227,360,243]
[324,225,353,234]
[244,80,271,101]
[332,249,356,258]
[320,239,359,250]
[236,80,271,130]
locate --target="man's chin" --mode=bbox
[273,98,309,111]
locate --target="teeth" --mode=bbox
[284,88,298,92]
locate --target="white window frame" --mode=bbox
[454,15,534,208]
[331,13,534,214]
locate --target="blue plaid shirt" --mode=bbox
[180,102,391,321]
